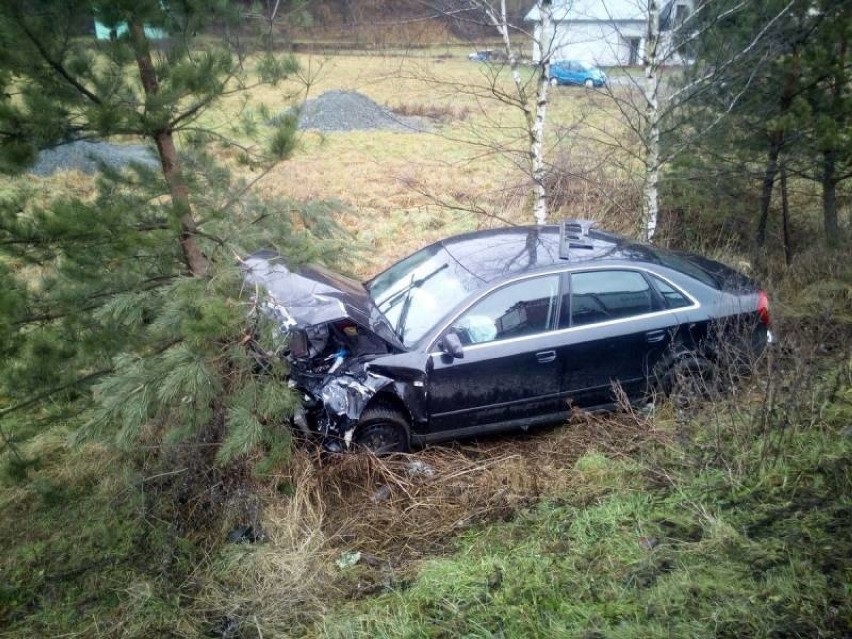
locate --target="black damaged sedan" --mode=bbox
[243,222,771,453]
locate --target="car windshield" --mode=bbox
[368,244,483,347]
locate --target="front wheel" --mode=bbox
[584,78,594,89]
[549,77,558,87]
[353,406,409,454]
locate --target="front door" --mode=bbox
[427,274,563,433]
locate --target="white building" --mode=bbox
[525,0,693,67]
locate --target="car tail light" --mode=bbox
[757,290,771,327]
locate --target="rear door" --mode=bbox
[555,269,682,408]
[427,274,564,432]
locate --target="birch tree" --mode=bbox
[428,0,556,224]
[584,0,795,242]
[642,0,661,240]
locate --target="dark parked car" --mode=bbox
[243,222,771,453]
[467,49,507,62]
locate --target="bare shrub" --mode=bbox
[191,417,665,634]
[194,452,337,634]
[665,308,847,476]
[540,146,641,232]
[305,413,663,558]
[391,101,471,123]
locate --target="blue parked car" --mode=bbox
[549,60,607,88]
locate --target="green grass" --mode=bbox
[0,434,204,637]
[4,375,849,637]
[316,374,852,639]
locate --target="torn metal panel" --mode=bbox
[320,372,394,422]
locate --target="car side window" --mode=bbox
[451,275,560,345]
[649,274,692,309]
[560,270,654,328]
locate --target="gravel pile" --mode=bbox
[29,90,423,176]
[276,90,430,133]
[29,140,158,177]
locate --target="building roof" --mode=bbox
[525,0,647,23]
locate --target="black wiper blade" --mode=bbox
[390,263,449,341]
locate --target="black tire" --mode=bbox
[353,407,409,454]
[584,78,594,88]
[663,355,717,408]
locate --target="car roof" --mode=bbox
[435,224,661,283]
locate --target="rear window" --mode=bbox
[649,274,692,309]
[561,270,654,328]
[650,249,755,292]
[650,250,719,288]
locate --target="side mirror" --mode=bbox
[439,331,464,359]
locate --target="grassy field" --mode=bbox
[1,50,850,638]
[207,52,629,273]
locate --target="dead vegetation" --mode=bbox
[312,413,659,557]
[390,101,471,123]
[192,409,667,634]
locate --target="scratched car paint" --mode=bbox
[242,223,771,453]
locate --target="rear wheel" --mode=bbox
[549,77,558,87]
[584,78,594,88]
[353,406,409,454]
[662,355,717,408]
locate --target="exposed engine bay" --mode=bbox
[284,321,398,450]
[243,252,412,451]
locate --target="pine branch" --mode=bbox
[0,368,113,420]
[15,276,178,326]
[12,11,102,107]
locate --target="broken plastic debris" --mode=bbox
[227,525,265,544]
[336,550,362,569]
[405,460,436,479]
[370,484,392,503]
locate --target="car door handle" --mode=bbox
[536,350,557,363]
[645,329,667,344]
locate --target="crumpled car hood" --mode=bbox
[241,250,405,352]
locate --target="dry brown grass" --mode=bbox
[276,411,662,560]
[210,52,637,276]
[9,52,638,281]
[193,410,664,633]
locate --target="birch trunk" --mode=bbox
[531,0,553,225]
[643,0,661,242]
[128,20,208,277]
[486,0,552,225]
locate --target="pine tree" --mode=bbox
[0,1,346,480]
[675,0,850,250]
